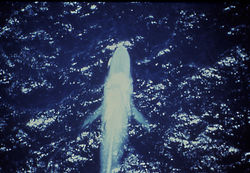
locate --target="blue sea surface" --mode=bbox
[0,2,249,172]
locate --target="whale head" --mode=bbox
[108,45,131,78]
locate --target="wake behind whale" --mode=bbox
[82,45,150,173]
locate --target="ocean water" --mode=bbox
[0,2,249,172]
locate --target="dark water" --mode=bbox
[0,2,249,172]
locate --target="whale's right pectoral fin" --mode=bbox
[131,104,151,132]
[81,105,102,130]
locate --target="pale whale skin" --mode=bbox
[101,46,132,173]
[82,45,150,173]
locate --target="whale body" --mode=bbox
[82,45,150,173]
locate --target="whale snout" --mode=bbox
[109,45,131,78]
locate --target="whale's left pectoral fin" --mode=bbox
[131,104,151,132]
[81,105,102,130]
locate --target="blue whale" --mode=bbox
[82,45,150,173]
